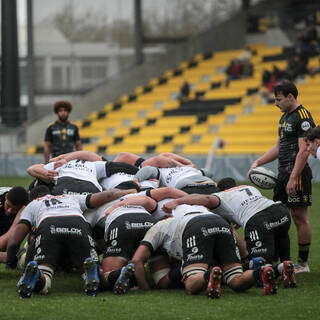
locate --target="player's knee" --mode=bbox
[182,266,207,294]
[223,266,247,292]
[152,268,170,289]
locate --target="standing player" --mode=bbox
[249,80,315,273]
[44,101,82,163]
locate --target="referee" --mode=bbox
[44,101,82,163]
[250,79,315,273]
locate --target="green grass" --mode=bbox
[1,177,320,320]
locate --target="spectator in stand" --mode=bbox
[286,54,308,81]
[179,80,191,101]
[225,59,243,86]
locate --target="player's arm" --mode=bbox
[50,150,102,162]
[27,163,58,181]
[159,152,196,167]
[105,196,157,216]
[88,189,137,208]
[131,244,152,290]
[6,223,30,266]
[286,137,310,196]
[162,194,220,213]
[44,141,51,163]
[135,166,159,182]
[250,137,279,170]
[0,208,23,252]
[113,152,141,165]
[148,187,187,201]
[142,155,181,168]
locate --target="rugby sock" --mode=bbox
[106,269,121,287]
[168,268,184,288]
[298,243,310,262]
[241,257,250,271]
[203,268,212,283]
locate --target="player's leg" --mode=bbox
[290,205,311,272]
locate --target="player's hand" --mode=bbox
[247,161,259,177]
[162,200,179,213]
[105,202,123,216]
[53,159,67,169]
[45,169,58,180]
[49,154,65,162]
[286,177,297,196]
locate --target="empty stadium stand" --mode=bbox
[28,44,320,157]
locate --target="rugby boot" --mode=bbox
[17,261,40,299]
[206,266,222,299]
[262,266,277,295]
[83,257,100,297]
[113,263,135,294]
[283,260,297,288]
[294,261,310,274]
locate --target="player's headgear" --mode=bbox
[53,100,72,114]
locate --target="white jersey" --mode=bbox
[142,212,207,260]
[83,199,118,229]
[213,185,275,227]
[20,194,88,228]
[0,187,11,196]
[158,167,206,188]
[99,172,135,190]
[317,147,320,160]
[45,160,107,191]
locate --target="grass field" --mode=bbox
[1,177,319,320]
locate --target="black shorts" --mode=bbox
[244,203,291,263]
[104,213,156,260]
[273,166,312,207]
[52,177,100,195]
[181,214,240,269]
[34,216,98,268]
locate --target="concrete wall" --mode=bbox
[18,12,246,152]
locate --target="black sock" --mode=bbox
[253,268,263,288]
[298,243,310,263]
[107,269,121,287]
[203,268,212,283]
[168,268,183,288]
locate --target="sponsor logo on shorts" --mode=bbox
[90,248,99,262]
[34,248,45,261]
[35,235,41,248]
[201,226,231,236]
[106,247,122,254]
[250,241,267,255]
[50,225,82,236]
[288,196,301,203]
[264,216,289,230]
[125,221,154,230]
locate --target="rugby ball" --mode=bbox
[248,166,277,189]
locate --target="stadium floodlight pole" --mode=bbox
[134,0,144,65]
[1,0,21,127]
[26,0,35,124]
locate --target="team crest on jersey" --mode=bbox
[301,121,311,131]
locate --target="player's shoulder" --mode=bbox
[46,121,56,129]
[295,105,313,121]
[68,122,79,129]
